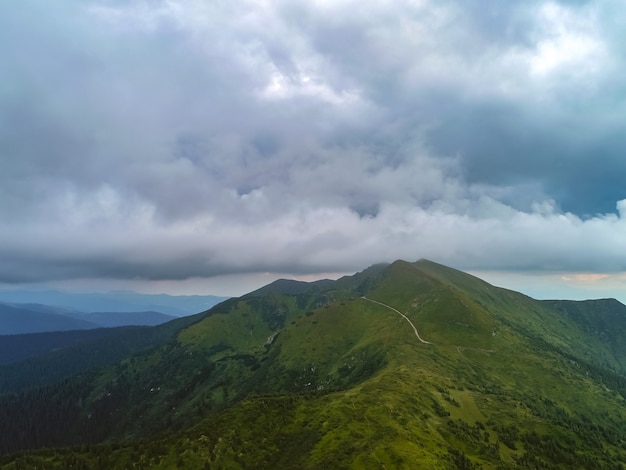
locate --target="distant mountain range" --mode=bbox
[2,260,626,468]
[0,289,229,317]
[0,290,230,335]
[0,302,178,335]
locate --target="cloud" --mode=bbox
[1,0,626,290]
[561,273,611,282]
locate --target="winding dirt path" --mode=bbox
[361,296,498,358]
[361,296,433,344]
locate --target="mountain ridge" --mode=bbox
[2,259,626,468]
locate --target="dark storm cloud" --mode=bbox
[1,0,626,288]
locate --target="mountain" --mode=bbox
[0,290,229,317]
[0,301,178,335]
[0,302,98,334]
[2,259,626,469]
[61,310,177,328]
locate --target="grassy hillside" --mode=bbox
[2,260,626,468]
[544,298,626,371]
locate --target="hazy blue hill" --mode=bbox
[3,260,626,468]
[62,310,177,328]
[0,290,229,317]
[0,303,99,334]
[2,302,83,317]
[0,302,179,334]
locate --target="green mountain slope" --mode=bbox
[543,298,626,371]
[2,260,626,469]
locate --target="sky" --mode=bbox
[2,0,626,300]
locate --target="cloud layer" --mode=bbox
[2,0,626,290]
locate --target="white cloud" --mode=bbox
[617,199,626,218]
[529,2,608,79]
[1,0,626,297]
